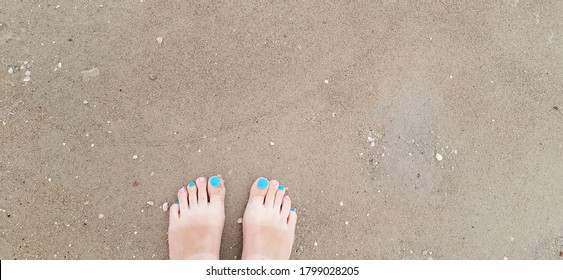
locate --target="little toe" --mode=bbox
[273,184,286,209]
[265,179,279,207]
[169,201,180,220]
[287,207,297,226]
[195,177,208,204]
[187,181,197,206]
[207,175,226,204]
[249,177,269,200]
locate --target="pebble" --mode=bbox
[324,80,329,84]
[132,154,138,159]
[314,242,318,246]
[147,201,155,206]
[83,100,89,104]
[81,67,100,81]
[149,74,157,80]
[8,67,13,74]
[162,202,168,212]
[237,218,243,224]
[345,221,349,225]
[24,70,31,76]
[156,37,163,44]
[98,214,104,219]
[339,201,344,206]
[270,141,275,146]
[435,153,443,161]
[23,76,31,82]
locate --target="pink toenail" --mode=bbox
[198,177,205,182]
[284,195,290,200]
[179,187,186,193]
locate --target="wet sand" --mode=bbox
[1,0,562,259]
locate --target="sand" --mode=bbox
[0,0,562,260]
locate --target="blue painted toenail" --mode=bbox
[188,181,195,187]
[257,178,268,189]
[291,207,295,212]
[210,176,221,187]
[174,200,179,204]
[279,185,284,191]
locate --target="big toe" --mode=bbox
[207,175,226,204]
[249,177,269,201]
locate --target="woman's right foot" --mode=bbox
[241,177,297,260]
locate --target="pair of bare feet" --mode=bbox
[168,176,297,260]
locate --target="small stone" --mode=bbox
[149,74,157,80]
[270,141,275,146]
[156,37,163,44]
[237,217,243,224]
[345,221,349,225]
[83,100,89,104]
[435,153,443,161]
[91,144,95,147]
[324,79,329,84]
[149,171,155,176]
[81,67,100,81]
[8,67,13,74]
[132,154,138,159]
[314,242,318,246]
[146,201,155,206]
[340,201,344,206]
[367,136,374,142]
[98,214,104,219]
[162,202,169,212]
[23,76,31,82]
[24,70,31,76]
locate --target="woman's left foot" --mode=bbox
[168,176,226,259]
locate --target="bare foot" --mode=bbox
[241,177,297,260]
[168,176,225,259]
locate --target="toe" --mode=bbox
[265,179,279,207]
[249,177,269,201]
[187,181,197,206]
[207,175,226,204]
[196,176,208,204]
[280,194,292,218]
[287,207,297,226]
[177,187,188,212]
[169,201,180,220]
[274,184,286,209]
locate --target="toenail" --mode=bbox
[188,181,195,187]
[291,207,295,212]
[284,195,290,200]
[179,187,186,193]
[278,185,284,191]
[174,200,179,204]
[257,178,269,189]
[210,176,221,187]
[198,177,205,182]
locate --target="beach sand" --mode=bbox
[0,0,562,259]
